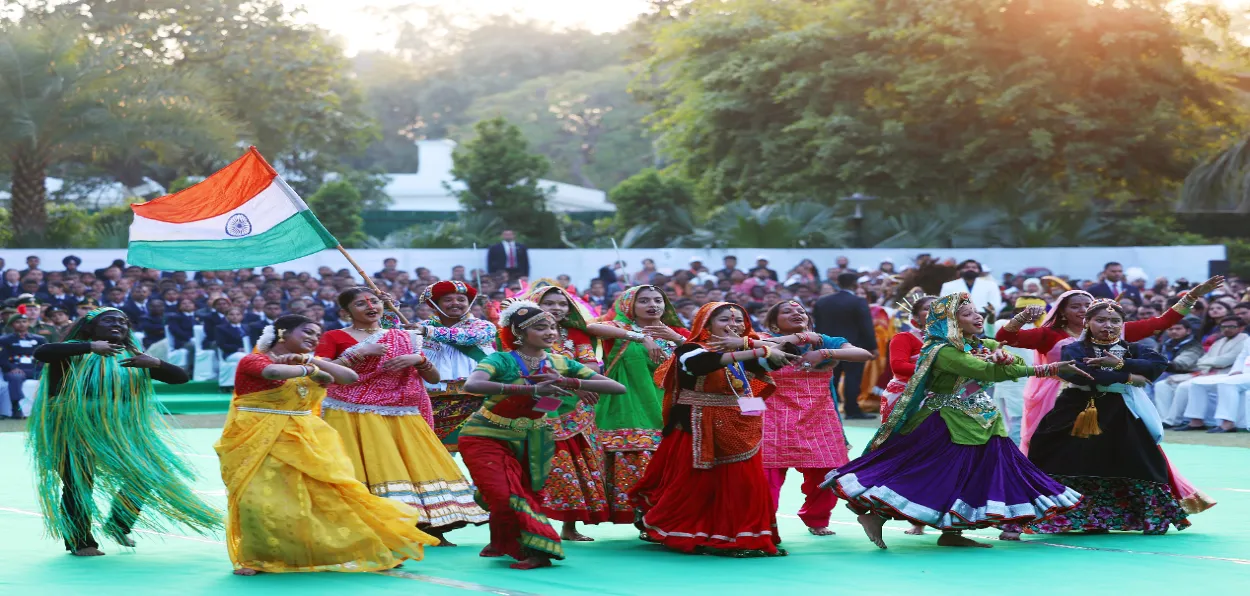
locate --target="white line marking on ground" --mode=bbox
[0,506,546,592]
[781,516,1250,564]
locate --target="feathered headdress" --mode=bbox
[896,292,935,323]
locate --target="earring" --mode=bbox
[515,336,524,347]
[277,329,285,342]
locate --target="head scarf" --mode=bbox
[865,292,980,453]
[598,284,682,328]
[526,283,592,332]
[62,307,139,352]
[654,302,774,427]
[1040,289,1093,330]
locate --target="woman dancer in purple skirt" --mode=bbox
[822,293,1087,548]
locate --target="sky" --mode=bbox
[288,0,655,55]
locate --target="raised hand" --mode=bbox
[1055,361,1094,381]
[644,325,684,343]
[379,353,423,371]
[643,337,666,364]
[1083,354,1123,369]
[120,353,161,369]
[90,341,124,357]
[707,335,746,353]
[1190,275,1225,297]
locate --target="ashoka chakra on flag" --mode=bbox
[127,147,338,270]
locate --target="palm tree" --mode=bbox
[0,15,236,244]
[679,200,851,248]
[1179,138,1250,213]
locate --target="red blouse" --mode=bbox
[887,331,924,381]
[995,308,1182,352]
[314,329,357,359]
[234,353,285,396]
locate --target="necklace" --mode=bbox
[351,325,381,333]
[516,350,546,370]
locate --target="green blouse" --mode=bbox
[900,339,1037,445]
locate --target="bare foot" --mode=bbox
[937,532,992,548]
[562,522,594,541]
[807,526,835,536]
[509,555,552,570]
[72,547,105,557]
[857,513,887,549]
[905,524,926,536]
[479,545,504,558]
[233,568,260,576]
[998,530,1022,541]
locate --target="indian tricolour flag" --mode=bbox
[127,147,338,270]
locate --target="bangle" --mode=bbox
[626,331,645,342]
[1112,358,1124,370]
[759,346,771,360]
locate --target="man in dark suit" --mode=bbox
[0,270,23,301]
[812,272,877,419]
[486,229,529,279]
[247,301,283,345]
[120,285,152,323]
[40,281,78,314]
[1088,261,1143,304]
[214,308,249,356]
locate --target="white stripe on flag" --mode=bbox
[129,180,303,242]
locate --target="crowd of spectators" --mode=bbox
[2,249,1246,426]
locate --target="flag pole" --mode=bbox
[335,244,412,326]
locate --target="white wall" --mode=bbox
[1,245,1226,288]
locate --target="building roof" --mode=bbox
[383,139,615,213]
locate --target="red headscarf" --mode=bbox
[654,302,774,426]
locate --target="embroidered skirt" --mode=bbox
[459,436,564,561]
[542,402,612,524]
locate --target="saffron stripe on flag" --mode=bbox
[130,179,301,242]
[127,211,337,270]
[132,148,276,223]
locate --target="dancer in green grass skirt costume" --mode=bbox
[27,307,220,556]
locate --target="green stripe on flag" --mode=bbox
[128,211,338,270]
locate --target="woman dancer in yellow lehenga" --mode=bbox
[215,314,439,575]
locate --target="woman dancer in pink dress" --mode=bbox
[759,301,871,536]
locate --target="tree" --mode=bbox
[18,1,379,196]
[448,117,559,246]
[465,66,656,190]
[608,169,696,245]
[307,180,368,248]
[646,0,1238,210]
[0,13,236,244]
[680,201,850,248]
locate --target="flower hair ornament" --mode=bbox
[256,324,277,353]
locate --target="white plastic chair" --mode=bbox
[165,324,190,372]
[21,379,38,416]
[192,324,219,382]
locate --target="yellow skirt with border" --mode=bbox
[322,402,489,530]
[216,380,440,573]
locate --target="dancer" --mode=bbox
[880,294,935,421]
[216,315,439,575]
[585,285,690,529]
[822,293,1087,549]
[316,288,488,546]
[995,275,1222,454]
[522,282,612,541]
[1006,300,1194,535]
[28,307,220,556]
[877,293,936,535]
[760,300,872,536]
[415,280,497,447]
[632,302,795,556]
[461,301,625,569]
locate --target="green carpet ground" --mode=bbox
[0,426,1247,596]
